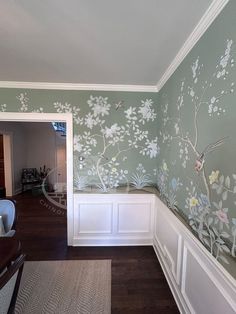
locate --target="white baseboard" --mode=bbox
[153,238,189,314]
[13,188,22,196]
[73,237,153,246]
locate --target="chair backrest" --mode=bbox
[0,200,15,233]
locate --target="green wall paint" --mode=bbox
[0,1,236,277]
[0,90,158,191]
[157,0,236,273]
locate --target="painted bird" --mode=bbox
[194,137,227,172]
[114,101,124,111]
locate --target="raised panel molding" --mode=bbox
[78,203,113,234]
[181,242,236,314]
[73,194,155,246]
[154,196,236,314]
[155,206,182,285]
[117,202,152,234]
[73,193,236,313]
[153,241,188,314]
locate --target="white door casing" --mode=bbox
[0,112,74,245]
[0,132,14,196]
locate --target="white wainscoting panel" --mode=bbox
[181,242,236,314]
[117,203,151,234]
[78,203,113,234]
[73,193,236,314]
[154,196,236,314]
[154,204,182,285]
[73,193,155,246]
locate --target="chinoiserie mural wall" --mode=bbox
[156,0,236,273]
[0,90,158,192]
[0,0,236,278]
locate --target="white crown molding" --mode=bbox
[0,0,228,94]
[156,0,229,92]
[0,81,158,93]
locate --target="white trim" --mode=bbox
[3,134,13,196]
[156,196,236,289]
[0,112,74,246]
[14,188,22,195]
[153,196,236,314]
[153,241,188,314]
[0,81,158,93]
[0,132,14,197]
[0,1,229,94]
[181,241,236,313]
[73,237,153,246]
[156,0,229,91]
[73,193,155,246]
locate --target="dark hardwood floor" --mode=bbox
[13,191,179,314]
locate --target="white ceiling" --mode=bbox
[0,0,214,87]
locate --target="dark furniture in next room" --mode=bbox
[21,168,41,193]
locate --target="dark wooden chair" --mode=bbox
[21,168,41,193]
[0,239,25,314]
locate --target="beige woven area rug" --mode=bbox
[15,260,111,314]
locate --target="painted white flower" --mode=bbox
[174,123,179,134]
[89,138,97,147]
[143,138,159,158]
[84,113,98,129]
[163,162,168,171]
[216,39,233,78]
[191,57,199,79]
[209,170,219,185]
[137,163,145,173]
[189,89,195,97]
[73,135,83,152]
[138,99,157,124]
[0,104,7,112]
[54,101,82,124]
[88,96,110,116]
[125,106,137,120]
[189,197,199,208]
[103,123,121,138]
[74,142,83,153]
[17,93,29,111]
[148,142,158,158]
[211,97,216,104]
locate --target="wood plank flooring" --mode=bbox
[13,192,179,314]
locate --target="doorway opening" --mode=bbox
[0,134,5,195]
[0,113,73,245]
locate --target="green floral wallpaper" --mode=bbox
[157,1,236,271]
[0,0,236,278]
[0,90,158,191]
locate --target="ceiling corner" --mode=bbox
[156,0,229,92]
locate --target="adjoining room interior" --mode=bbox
[0,1,236,313]
[0,121,67,197]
